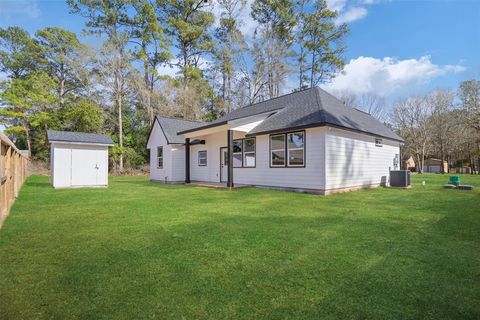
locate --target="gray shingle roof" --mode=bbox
[179,87,403,142]
[248,87,403,141]
[47,130,114,145]
[156,116,204,144]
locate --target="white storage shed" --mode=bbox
[47,130,114,188]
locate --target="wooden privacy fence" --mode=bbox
[0,133,29,227]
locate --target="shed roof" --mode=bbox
[47,130,114,145]
[155,116,204,144]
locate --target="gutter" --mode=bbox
[245,122,405,143]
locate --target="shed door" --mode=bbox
[95,148,108,185]
[71,148,100,186]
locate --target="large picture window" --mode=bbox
[157,146,163,169]
[287,132,305,166]
[270,134,286,167]
[198,150,207,166]
[243,138,256,167]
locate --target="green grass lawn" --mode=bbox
[1,174,479,319]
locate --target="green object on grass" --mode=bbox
[448,175,460,186]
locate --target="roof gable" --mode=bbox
[152,116,204,144]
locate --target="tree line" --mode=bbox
[0,0,348,171]
[390,80,480,174]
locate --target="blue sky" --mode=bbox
[0,0,479,104]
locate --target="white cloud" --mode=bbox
[327,0,346,12]
[323,56,466,96]
[336,7,368,25]
[0,0,40,18]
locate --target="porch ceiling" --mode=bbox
[181,112,272,138]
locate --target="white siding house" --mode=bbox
[147,87,403,194]
[146,117,202,183]
[48,130,113,188]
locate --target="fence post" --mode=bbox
[0,134,29,228]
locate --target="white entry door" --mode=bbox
[71,148,100,186]
[220,147,228,183]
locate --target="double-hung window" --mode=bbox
[157,146,163,169]
[198,150,207,166]
[270,134,286,167]
[270,131,305,167]
[243,138,256,167]
[287,132,305,166]
[233,140,243,167]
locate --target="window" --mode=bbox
[243,138,256,167]
[233,140,243,167]
[157,146,163,168]
[270,134,286,167]
[375,138,383,147]
[287,131,305,166]
[198,150,207,166]
[270,131,305,167]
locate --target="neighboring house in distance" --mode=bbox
[403,156,416,171]
[423,158,449,174]
[147,87,404,195]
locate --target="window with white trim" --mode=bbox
[243,138,256,167]
[233,140,243,167]
[157,146,163,168]
[198,150,207,166]
[287,131,305,166]
[270,134,286,167]
[375,138,383,147]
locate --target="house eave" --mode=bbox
[246,122,405,143]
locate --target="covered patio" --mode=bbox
[179,111,271,188]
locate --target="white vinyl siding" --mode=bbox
[170,145,185,182]
[189,128,326,190]
[147,121,187,183]
[325,127,400,190]
[148,119,399,193]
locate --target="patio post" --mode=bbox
[185,138,190,183]
[227,130,234,188]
